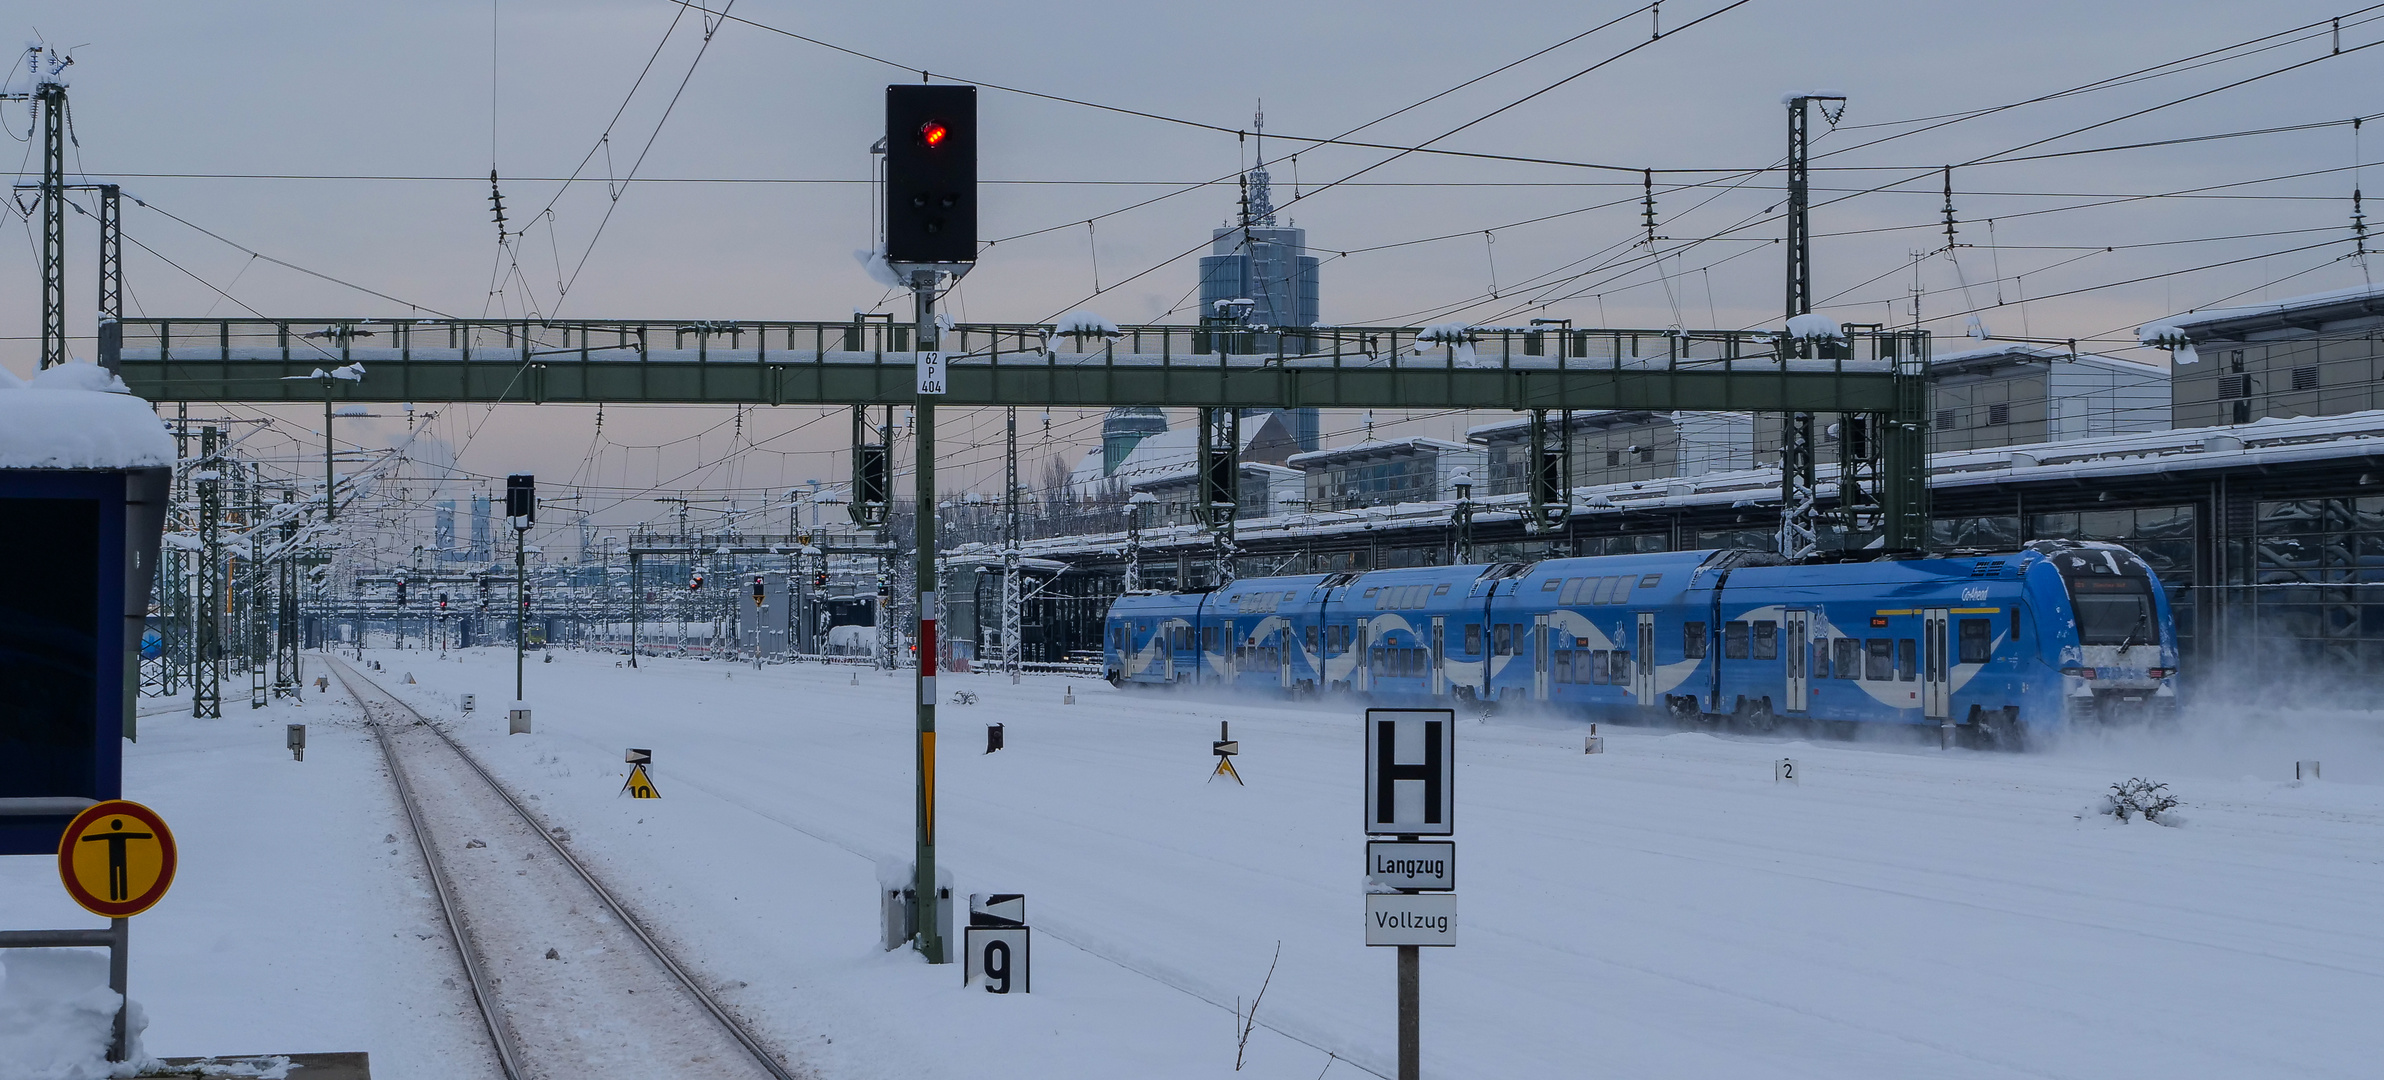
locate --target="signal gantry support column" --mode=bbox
[1002,408,1023,683]
[1778,93,1843,560]
[883,81,976,966]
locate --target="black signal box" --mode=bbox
[505,473,535,524]
[884,84,977,264]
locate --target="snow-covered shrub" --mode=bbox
[2103,778,2179,824]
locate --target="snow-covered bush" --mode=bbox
[2103,778,2180,824]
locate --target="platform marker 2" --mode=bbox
[623,749,660,798]
[1776,758,1799,784]
[1211,721,1243,785]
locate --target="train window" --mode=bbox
[1684,621,1708,659]
[1866,639,1893,680]
[1640,574,1663,589]
[1609,650,1631,683]
[1559,578,1581,605]
[1724,621,1750,658]
[1542,578,1562,591]
[1752,621,1779,660]
[1833,637,1861,679]
[1465,624,1482,655]
[1959,619,1994,664]
[1493,624,1512,655]
[1204,627,1219,651]
[1897,638,1916,680]
[1590,650,1610,684]
[1555,650,1574,683]
[1585,576,1613,604]
[1305,626,1318,654]
[1434,584,1450,596]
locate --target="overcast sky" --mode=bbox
[4,0,2380,542]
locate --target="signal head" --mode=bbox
[920,119,948,148]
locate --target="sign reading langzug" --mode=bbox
[1366,840,1454,891]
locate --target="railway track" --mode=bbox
[327,656,806,1080]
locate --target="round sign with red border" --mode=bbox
[57,800,177,918]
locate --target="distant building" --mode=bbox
[1291,437,1488,511]
[1101,407,1169,473]
[1069,410,1301,496]
[434,501,457,561]
[1929,344,2167,451]
[1197,110,1322,451]
[469,494,492,562]
[1467,411,1760,493]
[2148,284,2384,428]
[1131,462,1306,527]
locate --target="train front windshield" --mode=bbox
[2069,577,2156,645]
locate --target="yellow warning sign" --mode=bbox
[622,763,661,799]
[1210,756,1244,786]
[58,800,177,918]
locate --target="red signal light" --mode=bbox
[919,119,949,148]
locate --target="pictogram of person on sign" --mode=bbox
[82,817,155,902]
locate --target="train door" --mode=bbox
[1356,621,1371,693]
[1922,607,1951,720]
[1634,612,1656,706]
[1784,609,1810,713]
[1278,626,1293,690]
[1532,613,1551,701]
[1163,624,1177,682]
[1431,616,1447,697]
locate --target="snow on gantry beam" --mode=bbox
[107,317,1925,414]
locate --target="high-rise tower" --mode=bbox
[1199,106,1322,450]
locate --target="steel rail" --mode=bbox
[331,659,526,1080]
[328,655,803,1080]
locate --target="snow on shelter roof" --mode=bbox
[1286,437,1472,467]
[1930,343,2162,377]
[2148,281,2384,338]
[0,362,174,469]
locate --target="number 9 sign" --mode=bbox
[964,926,1030,994]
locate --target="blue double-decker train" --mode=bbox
[1102,541,2177,746]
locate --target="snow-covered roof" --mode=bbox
[1017,409,2384,559]
[2146,281,2384,339]
[1930,344,2163,377]
[1286,437,1474,467]
[1465,410,1674,441]
[1128,461,1300,491]
[0,362,173,469]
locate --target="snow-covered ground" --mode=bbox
[6,647,2380,1078]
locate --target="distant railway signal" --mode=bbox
[505,473,535,527]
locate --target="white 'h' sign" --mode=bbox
[1365,708,1454,836]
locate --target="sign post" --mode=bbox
[49,799,177,1063]
[1363,708,1455,1080]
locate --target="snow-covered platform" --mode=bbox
[9,648,2378,1078]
